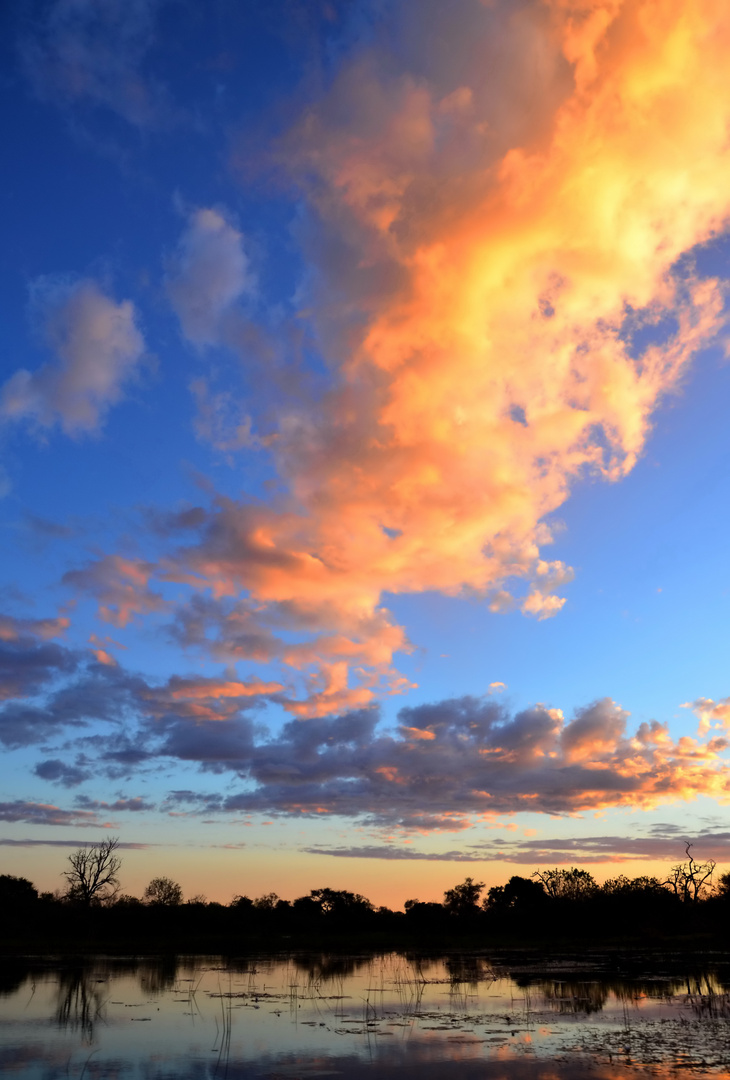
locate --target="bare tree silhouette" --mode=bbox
[664,842,715,902]
[63,837,122,906]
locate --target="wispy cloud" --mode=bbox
[305,828,730,865]
[0,837,151,848]
[74,794,155,812]
[0,799,109,827]
[304,845,489,863]
[158,694,730,828]
[19,0,173,128]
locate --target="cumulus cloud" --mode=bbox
[0,279,145,436]
[89,0,730,718]
[34,758,91,787]
[19,0,171,128]
[0,634,77,705]
[166,208,254,347]
[0,629,284,773]
[155,695,730,829]
[0,633,140,748]
[3,613,730,828]
[684,696,730,736]
[13,3,730,823]
[136,673,283,768]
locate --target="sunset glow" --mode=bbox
[2,0,730,907]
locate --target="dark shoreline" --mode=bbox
[2,929,728,963]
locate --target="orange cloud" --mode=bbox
[141,674,283,722]
[683,696,730,736]
[64,554,165,627]
[88,632,127,666]
[206,695,730,827]
[76,0,730,715]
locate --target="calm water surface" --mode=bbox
[1,951,730,1078]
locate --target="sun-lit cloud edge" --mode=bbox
[50,0,730,723]
[4,613,730,832]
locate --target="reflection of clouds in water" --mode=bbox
[0,1043,689,1079]
[0,954,729,1077]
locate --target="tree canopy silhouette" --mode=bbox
[0,874,38,911]
[532,867,597,901]
[144,877,183,906]
[486,875,546,912]
[443,877,485,915]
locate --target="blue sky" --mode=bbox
[2,0,730,906]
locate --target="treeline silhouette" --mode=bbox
[2,843,729,951]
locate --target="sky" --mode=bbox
[2,0,730,909]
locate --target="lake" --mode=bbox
[1,950,729,1078]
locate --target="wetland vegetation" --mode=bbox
[3,949,730,1078]
[2,841,730,955]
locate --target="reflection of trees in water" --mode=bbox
[55,968,107,1042]
[136,956,178,996]
[291,953,366,983]
[682,973,730,1019]
[0,965,30,998]
[444,955,495,988]
[53,957,181,1042]
[535,979,610,1014]
[530,974,728,1015]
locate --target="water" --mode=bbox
[1,951,729,1078]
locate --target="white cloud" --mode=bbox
[1,279,145,436]
[166,208,254,346]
